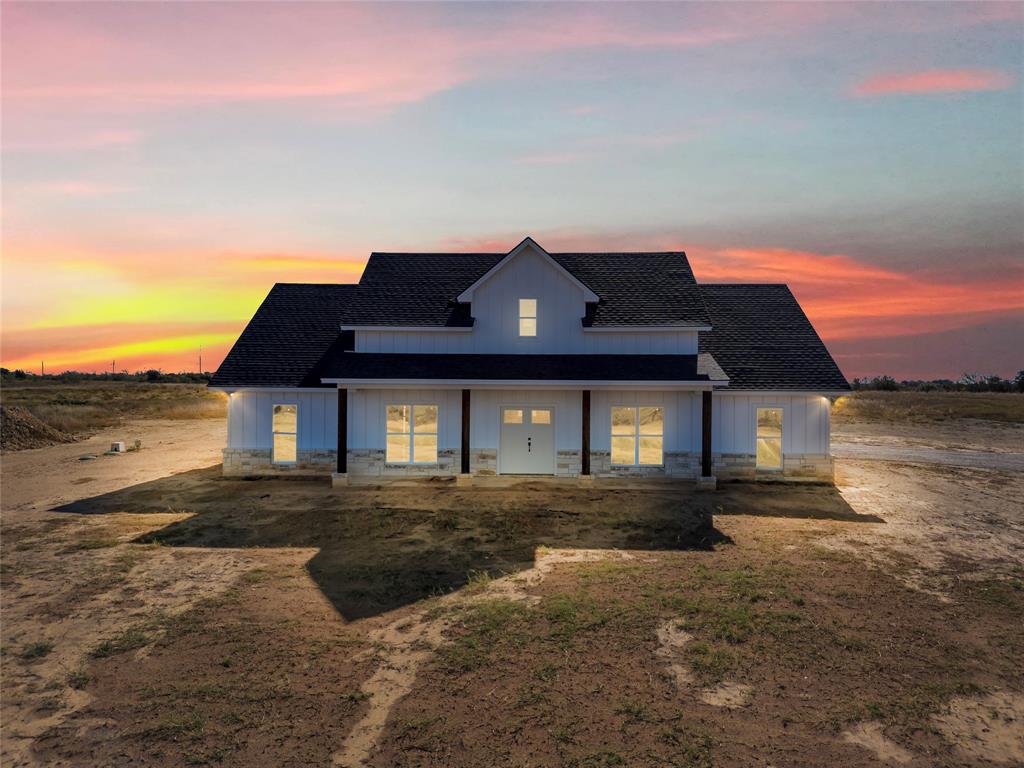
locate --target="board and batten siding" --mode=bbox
[226,388,831,460]
[712,393,831,456]
[354,248,697,355]
[227,389,337,450]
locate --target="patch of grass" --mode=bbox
[464,569,493,593]
[18,640,54,660]
[832,391,1024,425]
[66,668,91,689]
[140,710,206,741]
[342,691,372,704]
[90,627,151,658]
[439,599,531,672]
[65,536,120,552]
[966,577,1023,608]
[569,751,626,767]
[658,725,714,768]
[615,699,652,724]
[533,662,560,682]
[684,641,734,682]
[541,592,610,644]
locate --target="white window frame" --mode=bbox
[610,405,664,467]
[386,403,439,464]
[755,406,783,471]
[518,298,537,337]
[271,403,298,465]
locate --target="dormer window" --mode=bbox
[519,298,537,337]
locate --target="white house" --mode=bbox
[209,237,849,486]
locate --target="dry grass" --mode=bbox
[833,391,1024,425]
[0,382,226,435]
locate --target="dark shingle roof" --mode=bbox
[209,284,357,387]
[320,352,726,382]
[698,285,849,391]
[354,251,709,328]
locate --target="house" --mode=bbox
[209,237,849,486]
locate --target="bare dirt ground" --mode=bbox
[2,406,1022,767]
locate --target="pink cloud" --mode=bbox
[852,69,1014,97]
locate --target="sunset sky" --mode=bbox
[2,1,1022,380]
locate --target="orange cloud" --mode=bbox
[852,69,1014,96]
[687,246,1024,341]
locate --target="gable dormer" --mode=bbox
[455,237,599,350]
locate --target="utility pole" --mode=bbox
[112,360,116,376]
[41,360,45,376]
[199,346,203,374]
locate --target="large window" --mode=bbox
[519,298,537,337]
[611,406,663,466]
[272,404,297,464]
[756,407,783,469]
[386,404,438,463]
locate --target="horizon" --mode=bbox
[2,2,1022,380]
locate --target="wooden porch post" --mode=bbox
[461,389,471,474]
[337,387,347,474]
[701,390,712,477]
[581,390,591,475]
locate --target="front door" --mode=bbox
[499,407,555,474]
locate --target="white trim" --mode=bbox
[341,325,474,332]
[322,378,726,390]
[717,390,847,397]
[210,386,334,393]
[582,325,711,333]
[456,237,600,303]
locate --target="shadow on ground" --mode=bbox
[54,467,875,621]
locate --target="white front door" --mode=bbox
[499,407,555,474]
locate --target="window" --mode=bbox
[531,409,551,425]
[756,408,783,469]
[519,298,537,337]
[503,408,523,424]
[272,404,297,463]
[386,404,438,463]
[610,406,663,466]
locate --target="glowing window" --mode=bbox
[272,404,297,463]
[503,408,523,424]
[519,298,537,337]
[386,404,438,463]
[531,409,551,425]
[756,408,783,469]
[611,406,663,466]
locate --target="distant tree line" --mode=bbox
[0,369,212,384]
[852,371,1024,393]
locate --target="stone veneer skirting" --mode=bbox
[713,452,834,482]
[224,447,833,483]
[222,448,335,477]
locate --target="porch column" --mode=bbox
[581,390,591,475]
[336,387,347,474]
[461,389,471,474]
[700,390,713,483]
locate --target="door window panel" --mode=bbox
[503,409,523,424]
[531,409,551,425]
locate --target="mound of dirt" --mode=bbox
[0,405,75,451]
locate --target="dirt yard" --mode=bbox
[2,398,1022,767]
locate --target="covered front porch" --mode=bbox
[328,384,720,488]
